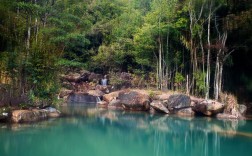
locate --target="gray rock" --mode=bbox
[166,94,191,110]
[103,90,121,103]
[193,100,225,116]
[150,100,169,114]
[118,90,150,111]
[67,92,99,104]
[12,109,48,123]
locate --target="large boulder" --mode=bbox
[118,90,150,111]
[150,100,169,114]
[67,92,99,104]
[166,94,191,111]
[103,91,121,103]
[12,109,48,123]
[193,100,225,116]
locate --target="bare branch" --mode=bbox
[223,49,235,62]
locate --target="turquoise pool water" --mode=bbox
[1,106,252,156]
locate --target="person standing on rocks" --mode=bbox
[101,75,108,86]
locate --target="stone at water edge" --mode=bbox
[192,100,225,116]
[150,100,169,114]
[11,109,48,123]
[44,107,61,118]
[118,90,150,111]
[103,90,121,103]
[67,92,99,103]
[166,94,191,110]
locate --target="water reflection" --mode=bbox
[0,106,252,156]
[58,106,252,156]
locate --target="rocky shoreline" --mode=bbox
[0,107,61,123]
[58,70,247,120]
[59,88,247,120]
[0,70,248,123]
[0,88,247,123]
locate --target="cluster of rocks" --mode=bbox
[98,89,225,116]
[59,70,135,103]
[60,70,103,93]
[0,107,61,123]
[92,89,246,119]
[59,70,247,119]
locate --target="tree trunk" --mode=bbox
[26,15,31,50]
[189,1,195,94]
[199,31,205,74]
[158,36,162,90]
[158,15,162,90]
[219,62,223,95]
[35,0,38,43]
[214,53,220,100]
[205,0,212,100]
[214,31,227,100]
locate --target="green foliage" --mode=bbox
[148,90,156,99]
[175,72,185,84]
[57,59,86,68]
[108,72,130,89]
[194,71,206,94]
[0,0,251,102]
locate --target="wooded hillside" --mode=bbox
[0,0,251,104]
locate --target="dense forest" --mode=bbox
[0,0,251,105]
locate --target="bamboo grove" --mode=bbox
[0,0,251,103]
